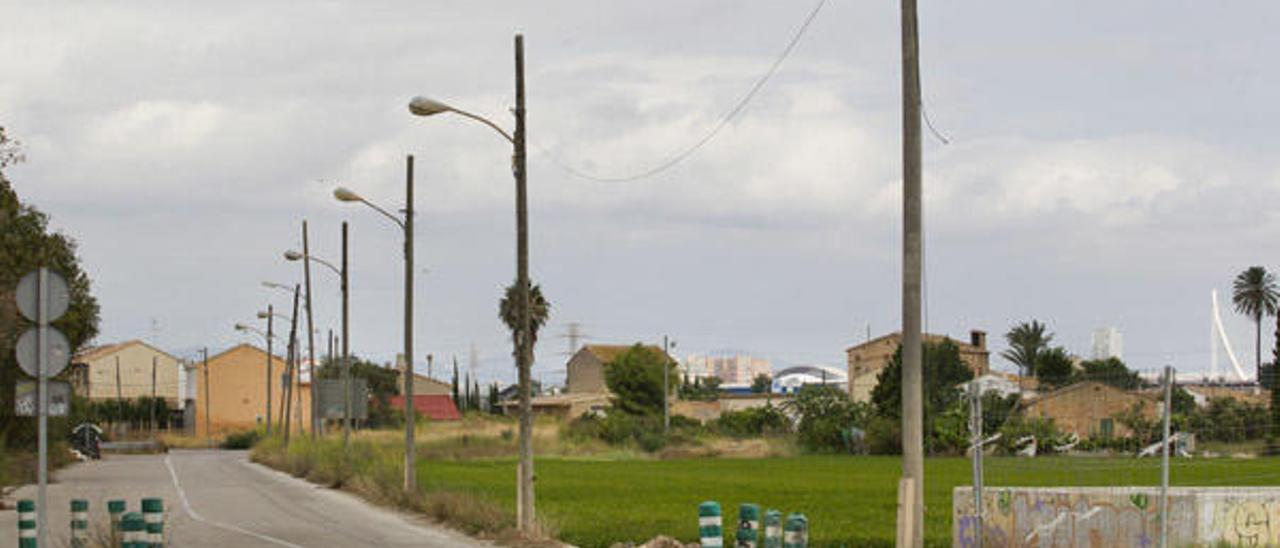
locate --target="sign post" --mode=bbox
[15,267,72,548]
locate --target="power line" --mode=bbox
[534,0,828,183]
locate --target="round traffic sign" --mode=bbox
[15,328,71,378]
[16,270,71,323]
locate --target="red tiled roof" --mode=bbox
[388,395,461,421]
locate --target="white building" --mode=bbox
[773,365,847,394]
[1091,327,1123,361]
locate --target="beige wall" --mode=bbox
[845,332,990,402]
[83,341,182,404]
[194,344,311,436]
[1025,382,1158,438]
[566,350,608,394]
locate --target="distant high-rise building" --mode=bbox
[1091,327,1123,361]
[681,353,771,387]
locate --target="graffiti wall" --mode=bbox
[954,486,1280,547]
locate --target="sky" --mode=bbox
[3,1,1280,385]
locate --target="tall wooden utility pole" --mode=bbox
[150,357,158,435]
[203,348,211,448]
[899,0,925,545]
[302,220,318,439]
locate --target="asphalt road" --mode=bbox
[1,450,489,547]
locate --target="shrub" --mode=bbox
[221,429,261,449]
[713,406,789,438]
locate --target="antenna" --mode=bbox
[559,322,589,356]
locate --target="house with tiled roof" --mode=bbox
[564,343,667,394]
[72,339,190,406]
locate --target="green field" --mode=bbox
[415,455,1280,547]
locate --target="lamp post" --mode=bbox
[334,158,415,494]
[406,33,534,531]
[285,223,351,451]
[236,318,281,435]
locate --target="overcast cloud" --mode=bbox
[3,1,1279,384]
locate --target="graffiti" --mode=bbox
[1209,499,1278,547]
[951,487,1277,547]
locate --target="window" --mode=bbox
[1099,418,1114,439]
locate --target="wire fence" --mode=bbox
[959,366,1280,547]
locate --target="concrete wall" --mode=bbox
[85,342,182,403]
[195,344,311,436]
[954,486,1280,547]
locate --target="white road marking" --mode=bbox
[165,454,306,548]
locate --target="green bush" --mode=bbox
[566,411,670,452]
[222,429,261,449]
[713,406,789,438]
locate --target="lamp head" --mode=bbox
[234,323,248,331]
[333,187,362,203]
[256,311,269,319]
[408,96,451,117]
[284,250,304,261]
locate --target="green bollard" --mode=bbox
[142,498,164,547]
[699,501,723,547]
[763,509,783,548]
[783,513,808,548]
[121,512,146,548]
[737,503,760,547]
[17,499,36,548]
[70,499,89,548]
[108,499,126,545]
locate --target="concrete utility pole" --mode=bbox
[403,154,417,494]
[115,357,123,435]
[512,34,537,532]
[266,304,274,436]
[342,221,352,452]
[899,0,925,545]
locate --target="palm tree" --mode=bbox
[1000,321,1052,387]
[499,280,550,358]
[1232,266,1279,381]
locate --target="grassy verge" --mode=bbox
[251,432,550,544]
[1,441,75,494]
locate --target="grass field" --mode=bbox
[415,455,1280,547]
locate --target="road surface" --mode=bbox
[1,450,488,547]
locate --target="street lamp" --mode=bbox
[334,159,416,494]
[284,224,352,452]
[407,33,535,531]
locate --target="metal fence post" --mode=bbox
[70,499,89,548]
[17,499,36,548]
[142,498,164,547]
[970,380,984,548]
[1159,365,1173,548]
[699,501,723,547]
[737,503,760,547]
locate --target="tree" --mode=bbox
[1001,321,1052,385]
[1232,266,1278,382]
[871,340,974,422]
[1074,357,1142,390]
[451,361,460,409]
[603,344,677,416]
[781,384,869,452]
[317,354,401,427]
[498,281,550,358]
[750,373,772,394]
[1034,347,1075,390]
[1,127,101,446]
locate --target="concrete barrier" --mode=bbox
[954,486,1280,547]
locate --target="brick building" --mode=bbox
[1023,381,1160,439]
[846,330,990,402]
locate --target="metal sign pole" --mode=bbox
[37,267,48,548]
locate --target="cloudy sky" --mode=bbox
[4,1,1279,384]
